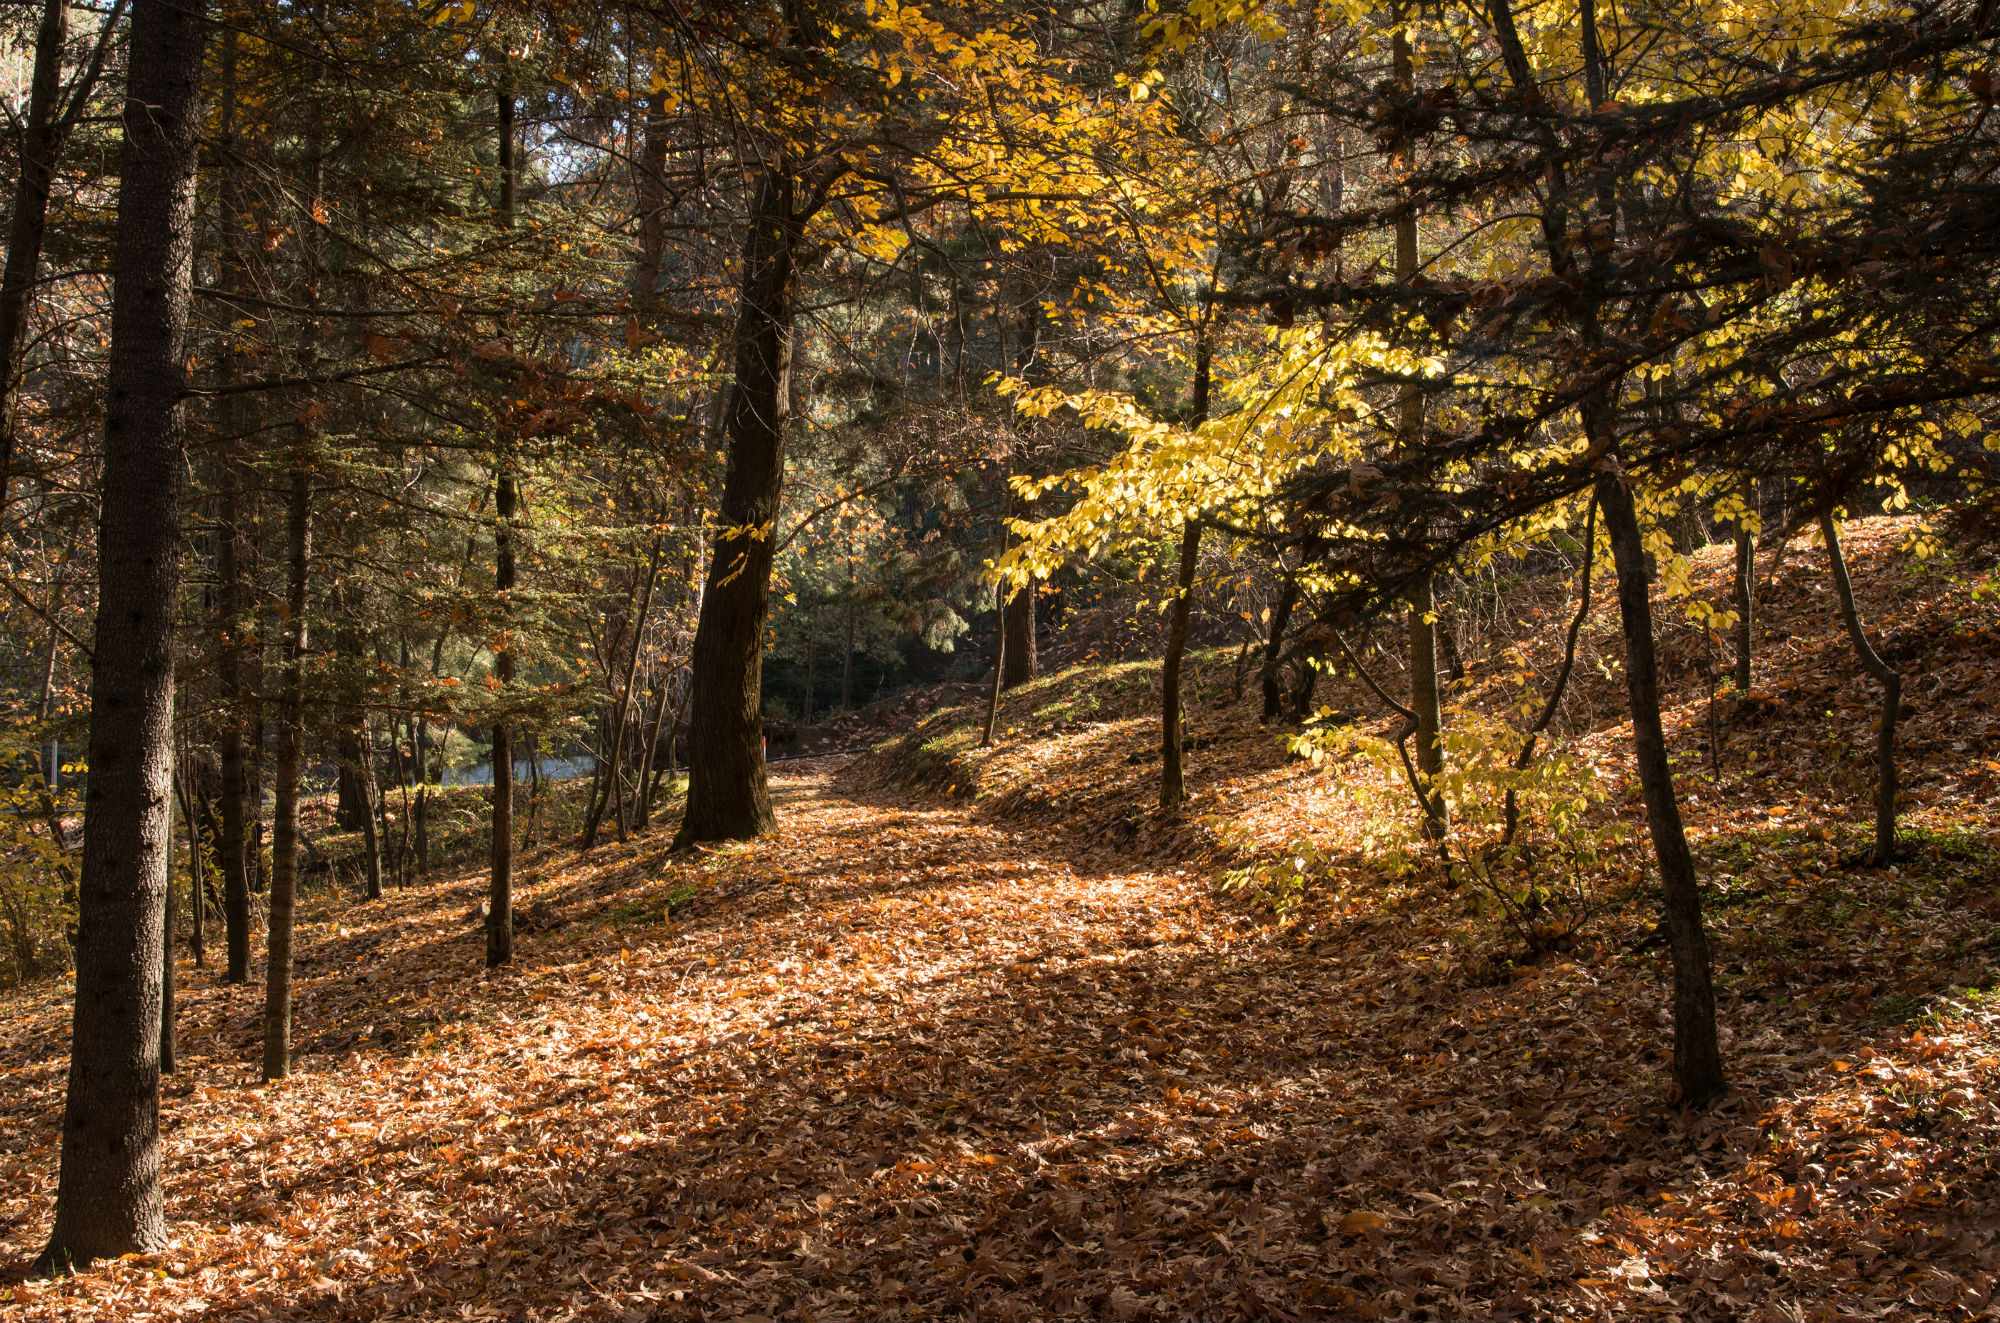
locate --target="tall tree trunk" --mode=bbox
[214,28,256,985]
[487,76,518,967]
[1818,512,1901,865]
[674,166,800,847]
[262,468,309,1082]
[40,0,204,1268]
[1160,334,1211,810]
[1596,460,1725,1106]
[1393,25,1447,844]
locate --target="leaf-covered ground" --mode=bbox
[4,518,2000,1320]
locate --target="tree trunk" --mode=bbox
[1002,584,1036,689]
[1818,512,1901,865]
[214,28,255,985]
[487,76,518,966]
[488,464,516,966]
[40,0,204,1268]
[1731,476,1755,693]
[158,877,175,1076]
[262,467,309,1082]
[1596,462,1725,1106]
[583,536,661,848]
[1160,333,1212,810]
[1260,573,1299,721]
[351,720,383,900]
[674,166,799,847]
[1406,574,1447,841]
[1392,25,1447,844]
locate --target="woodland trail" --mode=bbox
[7,756,2000,1320]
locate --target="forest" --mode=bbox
[1,0,1999,1316]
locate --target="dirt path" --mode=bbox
[5,759,1998,1320]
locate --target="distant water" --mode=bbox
[443,754,598,787]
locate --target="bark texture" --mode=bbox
[42,0,205,1269]
[675,166,799,846]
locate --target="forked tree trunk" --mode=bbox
[263,468,309,1082]
[1818,512,1901,865]
[675,166,800,847]
[1595,460,1725,1106]
[41,0,205,1267]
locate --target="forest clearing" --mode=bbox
[3,0,2000,1318]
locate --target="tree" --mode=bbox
[39,0,207,1270]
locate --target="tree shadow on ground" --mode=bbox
[12,762,1996,1319]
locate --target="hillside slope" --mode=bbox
[1,517,1997,1321]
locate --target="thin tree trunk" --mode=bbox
[1393,25,1446,844]
[675,165,800,846]
[355,721,382,899]
[1732,476,1755,692]
[0,0,121,522]
[1160,334,1212,810]
[1818,512,1901,865]
[487,75,518,966]
[262,467,309,1082]
[41,0,204,1267]
[1260,572,1299,721]
[583,536,661,848]
[1503,495,1597,846]
[1596,461,1725,1106]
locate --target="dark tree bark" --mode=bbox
[158,879,175,1076]
[487,77,518,966]
[1001,585,1037,689]
[262,468,309,1082]
[214,27,256,985]
[1731,477,1756,693]
[1392,25,1447,844]
[1596,461,1725,1106]
[674,166,802,846]
[39,0,205,1270]
[1160,336,1211,811]
[1819,512,1901,865]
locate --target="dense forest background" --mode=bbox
[1,0,1998,1316]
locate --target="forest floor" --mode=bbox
[4,517,2000,1321]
